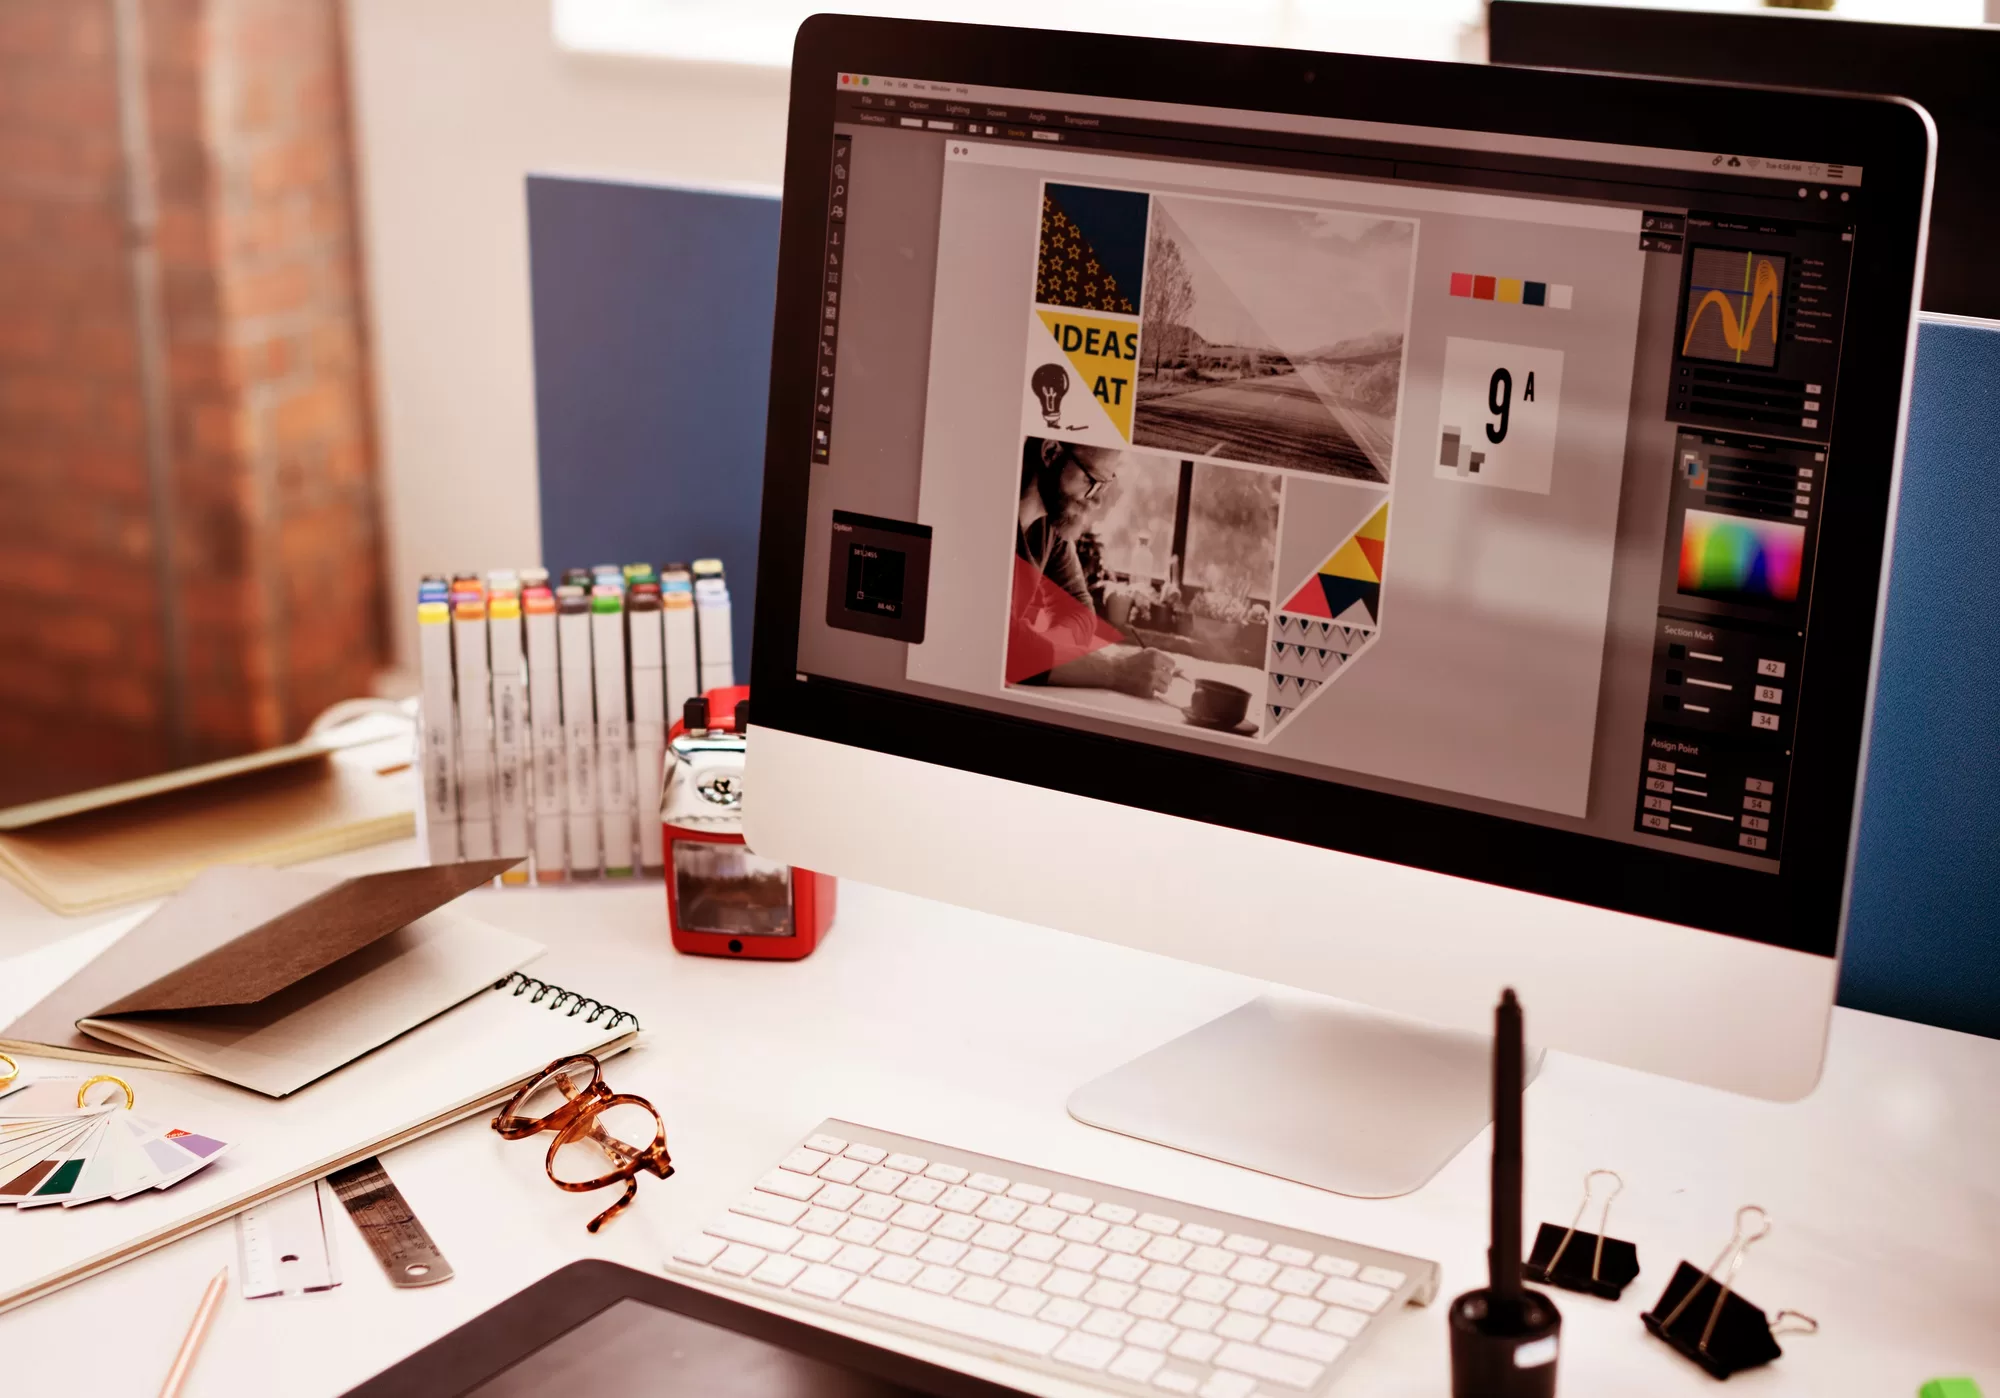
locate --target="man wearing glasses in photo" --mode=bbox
[1011,437,1177,697]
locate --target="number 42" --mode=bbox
[1485,367,1539,444]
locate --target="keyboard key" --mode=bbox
[1042,1268,1093,1298]
[843,1144,887,1164]
[961,1247,1009,1277]
[1184,1275,1235,1304]
[844,1277,1064,1356]
[1082,1308,1134,1339]
[1273,1266,1320,1296]
[885,1153,927,1173]
[1014,1234,1064,1262]
[758,1170,822,1202]
[874,1255,923,1285]
[974,1223,1024,1252]
[1263,1323,1347,1364]
[672,1234,728,1266]
[896,1177,946,1205]
[1099,1254,1149,1283]
[818,1157,868,1185]
[1169,1330,1223,1362]
[1226,1286,1279,1316]
[792,1264,857,1299]
[997,1286,1048,1317]
[1172,1302,1224,1332]
[1268,1244,1313,1267]
[857,1167,908,1194]
[1271,1295,1323,1327]
[967,1172,1009,1193]
[1214,1341,1323,1390]
[933,1214,983,1242]
[1215,1312,1267,1342]
[1360,1265,1407,1289]
[916,1238,968,1266]
[752,1255,806,1287]
[878,1226,927,1256]
[956,1276,1005,1305]
[1137,1213,1182,1235]
[1111,1346,1168,1381]
[1102,1226,1149,1254]
[1313,1254,1359,1278]
[831,1244,883,1273]
[914,1266,962,1295]
[1315,1306,1368,1338]
[1040,1297,1090,1327]
[708,1213,803,1253]
[1126,1319,1178,1349]
[1227,1257,1278,1286]
[782,1147,832,1175]
[1051,1332,1121,1371]
[836,1218,887,1246]
[1180,1224,1224,1246]
[1143,1236,1193,1265]
[814,1182,863,1211]
[1050,1192,1093,1214]
[892,1203,942,1232]
[853,1194,901,1221]
[1142,1264,1193,1295]
[792,1235,841,1263]
[797,1206,845,1235]
[1085,1279,1137,1309]
[1058,1216,1109,1245]
[1199,1374,1257,1398]
[938,1186,989,1214]
[1154,1369,1200,1393]
[1316,1276,1392,1313]
[1018,1205,1066,1233]
[1056,1243,1107,1273]
[1127,1289,1179,1320]
[924,1162,968,1184]
[976,1196,1026,1224]
[1187,1246,1235,1275]
[804,1134,848,1155]
[735,1193,809,1226]
[1007,1182,1052,1204]
[1222,1234,1268,1257]
[999,1258,1052,1287]
[1093,1202,1137,1225]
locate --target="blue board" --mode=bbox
[1840,314,2000,1039]
[526,176,780,672]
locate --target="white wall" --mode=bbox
[343,0,789,676]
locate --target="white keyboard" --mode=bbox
[667,1121,1438,1398]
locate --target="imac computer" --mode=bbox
[1490,1,1999,323]
[744,17,1933,1196]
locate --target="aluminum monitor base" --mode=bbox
[1068,990,1542,1198]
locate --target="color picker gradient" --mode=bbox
[1678,509,1805,602]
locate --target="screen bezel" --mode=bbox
[751,15,1933,957]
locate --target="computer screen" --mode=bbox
[785,68,1894,954]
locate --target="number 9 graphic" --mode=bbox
[1486,367,1511,444]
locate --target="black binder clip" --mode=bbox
[1525,1169,1640,1300]
[1642,1206,1819,1380]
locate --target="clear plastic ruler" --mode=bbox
[236,1179,342,1299]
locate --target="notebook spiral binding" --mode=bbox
[492,972,642,1030]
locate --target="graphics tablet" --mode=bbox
[341,1260,1033,1397]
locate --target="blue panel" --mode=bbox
[527,176,779,671]
[1840,315,2000,1039]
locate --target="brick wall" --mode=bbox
[0,0,382,807]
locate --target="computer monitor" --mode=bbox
[1489,1,1997,322]
[745,17,1932,1195]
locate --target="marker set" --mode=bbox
[0,1076,228,1208]
[417,560,736,882]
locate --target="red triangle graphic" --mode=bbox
[1006,554,1128,686]
[1357,536,1385,579]
[1281,574,1332,618]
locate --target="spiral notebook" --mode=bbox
[0,966,639,1314]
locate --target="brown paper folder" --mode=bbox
[0,859,527,1094]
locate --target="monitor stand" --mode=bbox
[1067,989,1541,1198]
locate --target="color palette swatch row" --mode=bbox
[1678,508,1805,603]
[1450,273,1573,309]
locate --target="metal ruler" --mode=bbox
[325,1156,453,1287]
[237,1179,342,1299]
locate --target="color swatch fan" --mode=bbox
[0,1073,228,1208]
[1267,501,1389,728]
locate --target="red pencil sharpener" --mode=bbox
[661,685,836,960]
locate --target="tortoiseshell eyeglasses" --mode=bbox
[490,1054,673,1232]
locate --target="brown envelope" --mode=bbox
[0,859,518,1059]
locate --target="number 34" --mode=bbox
[1485,367,1539,445]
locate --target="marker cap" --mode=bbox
[418,601,450,623]
[490,595,520,620]
[591,592,623,614]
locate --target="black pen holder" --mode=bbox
[1449,1287,1561,1398]
[1641,1261,1784,1379]
[1526,1221,1641,1300]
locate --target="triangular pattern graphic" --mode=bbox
[1263,500,1389,732]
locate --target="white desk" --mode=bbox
[1,843,1995,1397]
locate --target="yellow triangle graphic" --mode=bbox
[1357,502,1388,542]
[1038,309,1139,441]
[1320,535,1379,583]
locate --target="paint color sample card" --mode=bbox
[0,1076,228,1209]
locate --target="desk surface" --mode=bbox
[0,842,1994,1397]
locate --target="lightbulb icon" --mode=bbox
[1031,362,1069,428]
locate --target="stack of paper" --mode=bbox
[0,1076,228,1208]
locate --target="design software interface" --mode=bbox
[795,72,1869,873]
